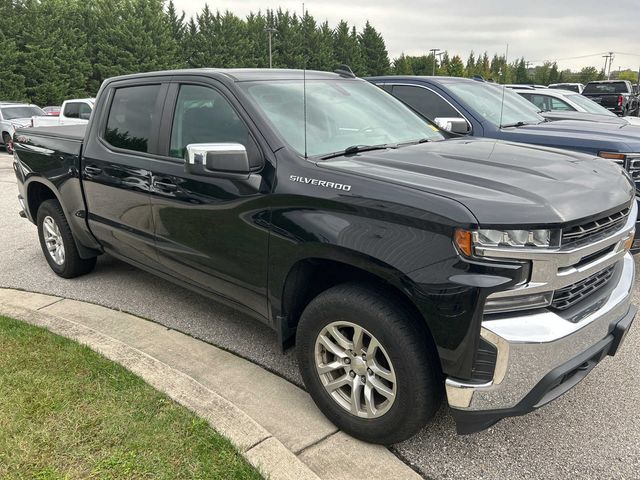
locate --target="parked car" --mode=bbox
[512,87,640,126]
[12,68,637,442]
[367,75,640,248]
[582,80,639,116]
[548,82,585,94]
[0,102,45,154]
[42,106,61,116]
[31,98,94,127]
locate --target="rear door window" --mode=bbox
[104,85,161,153]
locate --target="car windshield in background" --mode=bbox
[583,82,629,94]
[239,79,444,157]
[1,106,45,120]
[448,82,544,128]
[568,94,617,116]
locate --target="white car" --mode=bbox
[512,87,640,126]
[548,82,585,94]
[31,98,95,127]
[0,102,45,154]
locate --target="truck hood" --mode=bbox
[501,119,640,151]
[319,138,634,226]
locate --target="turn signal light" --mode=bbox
[454,229,473,257]
[598,152,626,161]
[623,230,635,252]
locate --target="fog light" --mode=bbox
[484,292,553,314]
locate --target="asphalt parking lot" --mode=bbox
[1,151,639,479]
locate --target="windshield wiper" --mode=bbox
[396,137,432,147]
[320,144,391,160]
[500,121,530,128]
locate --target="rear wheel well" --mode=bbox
[280,259,432,348]
[27,182,57,221]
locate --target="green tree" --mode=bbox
[514,58,529,84]
[392,53,413,75]
[0,0,26,100]
[447,54,465,77]
[465,51,476,77]
[333,21,365,75]
[548,62,559,84]
[358,21,390,76]
[19,0,91,105]
[166,0,186,46]
[578,66,600,83]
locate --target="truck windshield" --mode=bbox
[447,82,544,128]
[1,106,45,120]
[567,94,616,116]
[239,79,444,157]
[583,82,629,94]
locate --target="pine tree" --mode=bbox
[393,54,413,75]
[0,0,26,100]
[166,0,186,46]
[333,21,364,75]
[437,52,450,76]
[20,0,91,105]
[465,51,476,77]
[514,58,529,84]
[447,55,465,77]
[548,62,559,84]
[358,21,390,76]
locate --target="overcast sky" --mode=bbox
[173,0,640,72]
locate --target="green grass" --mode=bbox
[0,315,263,480]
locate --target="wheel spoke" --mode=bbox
[352,325,364,354]
[370,376,394,399]
[325,374,351,392]
[318,334,347,359]
[364,383,376,416]
[366,337,380,358]
[368,358,395,382]
[350,376,363,415]
[43,222,56,237]
[328,326,352,351]
[317,360,344,375]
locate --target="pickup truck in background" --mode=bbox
[31,98,94,127]
[582,80,639,117]
[12,68,637,443]
[368,75,640,249]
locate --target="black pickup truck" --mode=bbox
[12,69,637,443]
[582,80,639,117]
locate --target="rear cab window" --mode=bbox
[104,85,161,153]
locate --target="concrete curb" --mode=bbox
[0,288,421,480]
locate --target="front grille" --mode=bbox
[562,208,629,248]
[551,265,616,310]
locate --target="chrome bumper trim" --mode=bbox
[446,252,635,411]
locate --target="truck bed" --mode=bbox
[20,124,86,142]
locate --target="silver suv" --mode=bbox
[1,102,45,154]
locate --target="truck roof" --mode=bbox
[104,68,346,84]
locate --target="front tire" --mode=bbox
[296,283,442,444]
[3,133,13,154]
[37,199,96,278]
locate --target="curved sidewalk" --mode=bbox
[0,288,421,480]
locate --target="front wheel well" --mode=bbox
[280,258,433,349]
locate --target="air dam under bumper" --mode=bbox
[447,253,636,434]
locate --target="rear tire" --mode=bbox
[2,132,13,154]
[37,199,96,278]
[296,282,442,444]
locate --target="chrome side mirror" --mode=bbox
[185,143,250,176]
[434,117,470,134]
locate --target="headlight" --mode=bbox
[454,228,557,257]
[599,152,640,179]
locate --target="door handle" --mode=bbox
[154,180,178,192]
[84,166,102,175]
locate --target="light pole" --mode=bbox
[429,48,441,76]
[265,27,277,68]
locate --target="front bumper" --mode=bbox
[446,205,637,433]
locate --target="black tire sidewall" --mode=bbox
[3,133,12,154]
[36,199,96,278]
[296,284,441,444]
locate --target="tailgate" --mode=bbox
[584,94,618,108]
